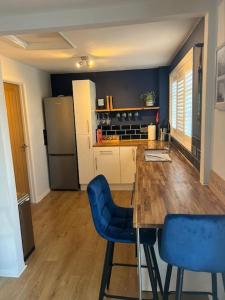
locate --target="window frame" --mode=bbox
[169,48,194,152]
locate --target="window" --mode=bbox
[170,48,193,152]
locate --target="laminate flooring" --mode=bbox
[0,191,207,300]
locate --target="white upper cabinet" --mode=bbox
[94,147,120,184]
[73,80,96,185]
[73,80,96,139]
[120,147,137,184]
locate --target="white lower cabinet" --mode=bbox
[120,147,136,184]
[94,147,120,184]
[93,146,137,185]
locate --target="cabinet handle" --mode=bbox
[95,157,98,170]
[88,137,91,150]
[100,151,113,155]
[132,148,135,162]
[87,120,90,134]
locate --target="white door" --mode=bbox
[120,147,137,184]
[76,134,94,184]
[94,147,120,184]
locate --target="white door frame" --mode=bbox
[200,9,218,184]
[3,80,36,202]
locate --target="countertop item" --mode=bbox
[133,145,225,228]
[147,124,156,141]
[93,140,167,148]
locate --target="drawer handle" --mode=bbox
[100,151,113,154]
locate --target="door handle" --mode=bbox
[88,137,91,150]
[21,144,28,151]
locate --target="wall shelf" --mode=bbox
[109,106,160,112]
[96,96,160,112]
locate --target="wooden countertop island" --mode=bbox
[133,143,225,228]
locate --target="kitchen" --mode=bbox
[0,1,225,299]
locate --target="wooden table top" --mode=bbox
[133,144,225,228]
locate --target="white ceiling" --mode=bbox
[0,18,199,73]
[0,0,138,16]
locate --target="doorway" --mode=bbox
[4,82,30,195]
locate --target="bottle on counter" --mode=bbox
[97,129,103,143]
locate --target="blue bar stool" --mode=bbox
[158,214,225,300]
[87,175,163,300]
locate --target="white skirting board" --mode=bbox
[35,189,50,203]
[0,264,26,278]
[141,243,224,299]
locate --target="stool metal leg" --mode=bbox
[137,228,143,300]
[222,273,225,292]
[143,245,158,300]
[107,242,115,289]
[163,264,172,300]
[99,241,113,300]
[149,246,163,296]
[211,273,218,300]
[175,268,184,300]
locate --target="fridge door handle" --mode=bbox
[88,136,91,150]
[43,129,48,146]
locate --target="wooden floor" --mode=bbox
[0,191,206,300]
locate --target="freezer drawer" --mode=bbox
[18,197,35,260]
[48,155,79,190]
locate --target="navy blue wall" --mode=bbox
[170,18,204,168]
[51,67,169,126]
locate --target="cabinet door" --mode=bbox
[120,147,137,184]
[73,80,96,136]
[94,147,120,184]
[76,134,95,184]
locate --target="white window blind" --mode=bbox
[170,48,193,152]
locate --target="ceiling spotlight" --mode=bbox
[88,59,94,67]
[76,62,81,69]
[75,56,94,69]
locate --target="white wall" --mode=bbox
[212,0,225,180]
[0,55,51,202]
[0,63,25,277]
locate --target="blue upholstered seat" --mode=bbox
[87,175,162,300]
[159,214,225,273]
[87,174,156,245]
[159,214,225,300]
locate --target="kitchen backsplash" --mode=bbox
[97,124,149,140]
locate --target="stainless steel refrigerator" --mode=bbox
[43,96,79,190]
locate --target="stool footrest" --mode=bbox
[112,262,148,268]
[168,290,213,296]
[104,292,153,300]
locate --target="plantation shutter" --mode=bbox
[169,48,193,151]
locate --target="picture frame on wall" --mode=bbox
[216,43,225,110]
